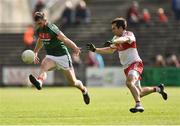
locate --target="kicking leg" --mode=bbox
[29,57,56,90]
[138,83,167,100]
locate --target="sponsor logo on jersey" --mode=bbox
[39,33,51,42]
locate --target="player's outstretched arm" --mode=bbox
[86,43,115,54]
[113,37,130,44]
[57,31,80,56]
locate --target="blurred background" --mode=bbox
[0,0,180,87]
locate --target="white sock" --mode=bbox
[136,101,141,107]
[37,73,47,87]
[75,80,87,94]
[155,86,161,92]
[83,87,88,94]
[37,79,43,87]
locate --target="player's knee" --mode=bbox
[126,80,132,88]
[126,75,135,88]
[139,88,144,97]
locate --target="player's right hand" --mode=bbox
[86,43,96,52]
[104,40,113,47]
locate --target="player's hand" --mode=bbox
[73,47,81,56]
[34,53,40,64]
[86,43,96,52]
[104,40,113,47]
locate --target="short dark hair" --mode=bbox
[33,12,45,21]
[111,17,127,29]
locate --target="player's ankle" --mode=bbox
[135,101,141,107]
[154,86,161,93]
[82,87,88,94]
[37,78,43,87]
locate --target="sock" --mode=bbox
[154,86,161,93]
[37,73,47,87]
[75,80,87,94]
[37,77,43,86]
[82,87,88,94]
[136,101,141,107]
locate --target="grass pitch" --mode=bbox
[0,87,180,125]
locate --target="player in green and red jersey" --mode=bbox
[29,12,90,105]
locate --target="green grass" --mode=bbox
[0,87,180,125]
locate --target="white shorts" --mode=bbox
[46,54,72,70]
[128,70,141,88]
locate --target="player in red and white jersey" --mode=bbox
[87,17,167,113]
[111,30,141,67]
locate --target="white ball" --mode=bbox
[21,50,35,64]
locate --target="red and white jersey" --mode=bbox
[112,30,142,68]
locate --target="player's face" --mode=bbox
[35,19,45,28]
[111,23,123,36]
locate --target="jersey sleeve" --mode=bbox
[48,23,61,36]
[125,31,136,44]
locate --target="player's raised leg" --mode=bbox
[139,83,167,100]
[29,58,56,90]
[62,67,90,104]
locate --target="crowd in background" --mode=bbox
[154,54,180,68]
[172,0,180,21]
[126,1,169,27]
[60,0,91,28]
[31,0,91,25]
[126,0,180,28]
